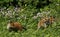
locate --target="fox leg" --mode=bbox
[37,24,41,30]
[44,23,47,28]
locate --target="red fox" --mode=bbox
[7,21,26,32]
[37,16,55,29]
[49,16,55,24]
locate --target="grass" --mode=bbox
[0,0,60,37]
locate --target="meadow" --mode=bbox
[0,0,60,37]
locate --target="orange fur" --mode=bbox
[7,21,26,31]
[37,16,55,29]
[49,16,55,24]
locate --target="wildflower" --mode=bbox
[56,3,59,6]
[32,16,38,19]
[37,12,43,17]
[13,12,15,15]
[6,12,13,18]
[14,7,18,12]
[47,11,50,15]
[4,7,6,10]
[42,11,47,14]
[37,12,41,16]
[1,12,5,15]
[7,10,12,13]
[42,11,51,16]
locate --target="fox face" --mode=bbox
[37,16,55,29]
[49,16,55,24]
[7,21,26,32]
[37,17,48,29]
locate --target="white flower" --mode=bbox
[47,11,50,14]
[32,16,38,19]
[37,12,43,17]
[2,12,4,15]
[14,7,18,11]
[15,7,18,10]
[4,7,6,9]
[56,3,59,6]
[8,10,12,13]
[37,12,41,16]
[6,12,13,18]
[42,11,51,16]
[42,11,47,14]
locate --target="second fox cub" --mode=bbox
[37,16,55,29]
[7,21,26,32]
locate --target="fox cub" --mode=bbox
[37,16,55,29]
[7,21,26,32]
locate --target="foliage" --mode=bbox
[0,0,60,37]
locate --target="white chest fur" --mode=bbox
[7,23,11,29]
